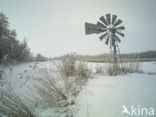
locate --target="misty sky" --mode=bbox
[0,0,156,57]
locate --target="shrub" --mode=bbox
[32,68,81,117]
[58,53,76,77]
[0,79,37,117]
[76,61,91,78]
[95,64,104,74]
[57,53,91,79]
[122,62,142,73]
[34,69,68,107]
[106,62,143,76]
[33,55,91,116]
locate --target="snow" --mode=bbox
[76,61,156,117]
[0,61,156,117]
[1,61,53,97]
[141,61,156,74]
[76,73,156,117]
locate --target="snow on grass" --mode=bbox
[0,61,156,117]
[2,61,53,97]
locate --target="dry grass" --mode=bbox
[32,54,91,116]
[57,53,91,79]
[34,70,68,107]
[84,58,156,63]
[122,62,142,73]
[34,61,91,108]
[0,79,37,117]
[95,64,104,74]
[76,61,91,79]
[32,69,82,117]
[106,62,143,76]
[58,54,77,77]
[0,70,5,81]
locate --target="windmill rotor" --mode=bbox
[85,13,125,69]
[85,14,125,48]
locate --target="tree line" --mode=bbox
[0,12,48,64]
[53,50,156,60]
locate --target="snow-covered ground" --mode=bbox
[76,74,156,117]
[0,61,156,117]
[1,61,54,98]
[76,61,156,117]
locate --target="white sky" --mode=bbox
[0,0,156,57]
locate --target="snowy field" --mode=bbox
[0,61,156,117]
[76,61,156,117]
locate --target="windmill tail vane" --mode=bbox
[85,13,125,65]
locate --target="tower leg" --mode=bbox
[114,43,117,64]
[113,42,117,75]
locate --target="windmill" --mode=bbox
[85,14,125,70]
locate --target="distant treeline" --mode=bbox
[0,12,48,64]
[53,50,156,60]
[121,50,156,59]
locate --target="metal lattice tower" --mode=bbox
[85,14,125,71]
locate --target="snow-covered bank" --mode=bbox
[0,61,156,117]
[1,61,53,97]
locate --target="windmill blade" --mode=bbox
[114,19,122,27]
[116,31,124,37]
[114,34,121,42]
[99,33,108,41]
[105,35,110,45]
[106,14,111,24]
[96,29,105,34]
[85,22,98,34]
[116,26,125,30]
[97,21,106,28]
[99,16,108,26]
[112,15,117,25]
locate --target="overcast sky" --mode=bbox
[0,0,156,57]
